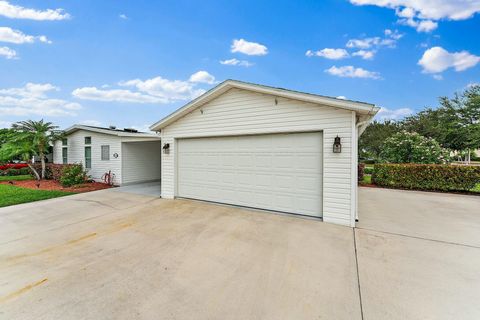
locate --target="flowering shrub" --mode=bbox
[60,164,88,187]
[373,164,480,192]
[0,163,28,170]
[32,163,74,180]
[379,131,451,164]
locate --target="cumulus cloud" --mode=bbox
[346,30,402,49]
[352,50,376,60]
[0,46,16,59]
[189,71,216,84]
[349,0,480,32]
[0,0,70,20]
[0,27,51,44]
[119,14,128,20]
[231,38,268,56]
[74,72,213,104]
[376,106,413,120]
[336,96,347,100]
[325,66,381,79]
[220,58,253,67]
[72,87,167,103]
[0,83,81,117]
[305,48,349,60]
[418,46,480,74]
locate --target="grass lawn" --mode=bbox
[0,184,74,208]
[0,175,33,181]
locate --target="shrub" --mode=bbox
[379,131,451,164]
[19,167,31,175]
[5,168,20,176]
[358,163,365,182]
[364,167,374,175]
[59,164,87,187]
[32,163,74,181]
[372,164,480,192]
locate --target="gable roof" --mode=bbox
[63,125,160,139]
[150,79,380,131]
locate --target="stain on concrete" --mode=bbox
[0,278,48,303]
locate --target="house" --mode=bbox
[53,125,161,186]
[150,80,379,227]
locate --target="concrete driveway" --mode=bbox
[0,187,479,319]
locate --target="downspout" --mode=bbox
[354,106,377,222]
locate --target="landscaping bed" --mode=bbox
[0,179,113,193]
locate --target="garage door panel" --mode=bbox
[177,132,323,217]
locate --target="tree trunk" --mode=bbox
[27,163,41,181]
[40,151,46,179]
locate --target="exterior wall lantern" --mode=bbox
[163,143,170,154]
[333,136,342,153]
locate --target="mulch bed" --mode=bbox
[0,179,114,193]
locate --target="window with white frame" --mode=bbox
[101,145,110,161]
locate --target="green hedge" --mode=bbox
[372,164,480,192]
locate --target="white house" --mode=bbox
[150,80,379,227]
[53,125,161,186]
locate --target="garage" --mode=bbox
[177,132,323,217]
[150,80,379,226]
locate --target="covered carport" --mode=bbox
[121,139,161,185]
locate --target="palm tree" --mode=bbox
[11,120,62,179]
[0,133,41,180]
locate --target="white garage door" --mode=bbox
[177,132,323,217]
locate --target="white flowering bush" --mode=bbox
[379,131,451,164]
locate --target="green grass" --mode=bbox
[0,184,74,208]
[0,175,33,181]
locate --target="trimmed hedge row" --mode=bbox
[372,164,480,192]
[0,167,31,176]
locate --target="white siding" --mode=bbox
[121,141,161,185]
[160,88,356,226]
[53,130,122,185]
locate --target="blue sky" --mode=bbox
[0,0,479,130]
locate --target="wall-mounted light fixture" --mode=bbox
[163,143,170,154]
[333,136,342,153]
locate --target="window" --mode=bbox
[85,146,92,169]
[85,136,91,144]
[101,145,110,161]
[62,147,68,164]
[62,138,67,146]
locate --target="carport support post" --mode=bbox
[351,111,358,227]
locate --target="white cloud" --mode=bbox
[72,87,166,104]
[189,71,216,84]
[0,83,81,117]
[0,0,70,20]
[352,50,376,60]
[336,95,347,100]
[350,0,480,32]
[220,58,253,67]
[119,14,128,20]
[306,48,349,60]
[325,66,381,79]
[0,120,12,128]
[433,74,443,80]
[376,106,413,120]
[0,46,16,59]
[74,73,213,104]
[418,46,480,74]
[0,27,51,44]
[231,38,268,56]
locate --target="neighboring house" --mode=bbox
[53,125,161,186]
[150,80,379,227]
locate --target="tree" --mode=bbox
[379,131,451,164]
[401,85,480,162]
[359,120,400,161]
[0,132,41,180]
[11,120,62,179]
